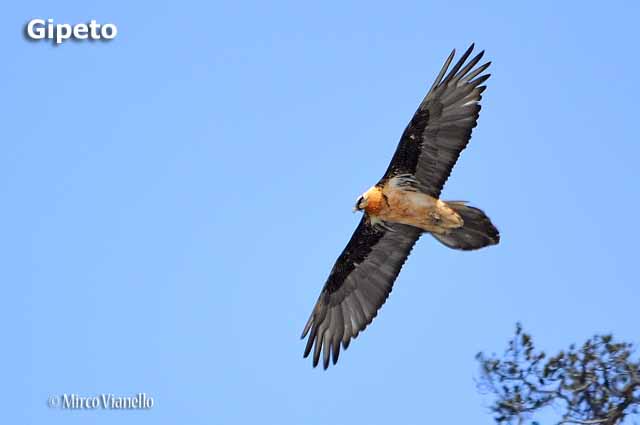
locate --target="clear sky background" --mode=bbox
[4,1,639,424]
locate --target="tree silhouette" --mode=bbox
[477,324,640,425]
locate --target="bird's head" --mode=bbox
[353,194,368,212]
[354,186,383,213]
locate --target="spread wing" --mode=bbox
[301,217,421,369]
[380,44,491,197]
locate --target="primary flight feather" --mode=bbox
[301,44,500,369]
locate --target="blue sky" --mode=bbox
[4,1,639,424]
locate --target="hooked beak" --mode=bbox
[353,196,365,213]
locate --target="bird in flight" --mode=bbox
[301,44,500,369]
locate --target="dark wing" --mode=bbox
[301,217,421,369]
[381,44,491,197]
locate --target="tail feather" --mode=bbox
[432,203,499,251]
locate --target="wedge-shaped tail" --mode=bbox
[432,202,499,250]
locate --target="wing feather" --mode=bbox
[301,217,421,368]
[381,44,491,197]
